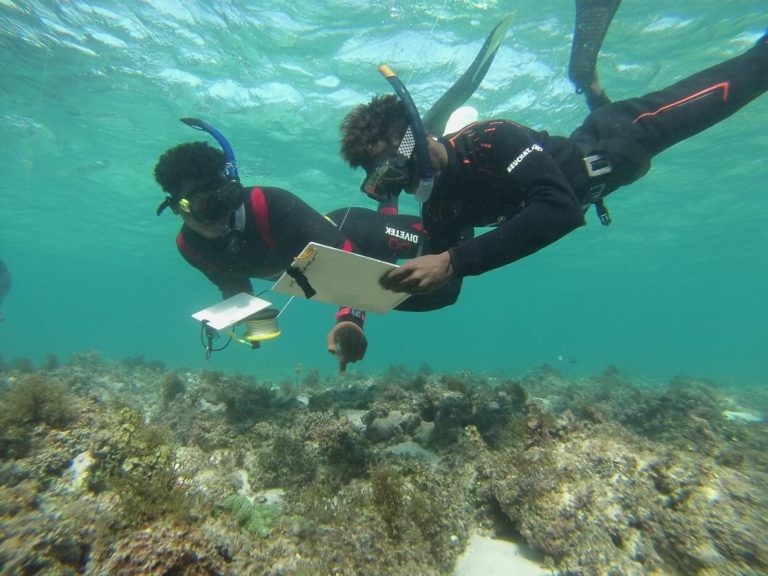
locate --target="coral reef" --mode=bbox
[0,356,766,575]
[87,520,231,575]
[220,493,279,537]
[492,422,768,574]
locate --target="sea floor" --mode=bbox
[0,352,767,575]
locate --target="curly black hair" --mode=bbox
[339,94,408,169]
[154,142,225,197]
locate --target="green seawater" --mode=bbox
[0,0,766,384]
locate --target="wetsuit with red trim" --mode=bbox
[177,186,464,312]
[429,35,767,279]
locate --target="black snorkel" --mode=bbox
[378,65,434,203]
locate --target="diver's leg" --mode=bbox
[598,36,768,157]
[326,207,423,263]
[376,196,400,217]
[570,35,766,193]
[584,73,612,111]
[395,226,474,311]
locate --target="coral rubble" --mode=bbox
[0,353,766,575]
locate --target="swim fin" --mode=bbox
[568,0,621,94]
[422,13,515,135]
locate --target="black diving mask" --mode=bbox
[177,178,243,225]
[360,152,415,202]
[360,124,419,202]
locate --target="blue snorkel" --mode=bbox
[378,65,434,203]
[180,117,240,182]
[173,117,245,238]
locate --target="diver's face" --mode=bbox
[360,140,416,201]
[180,210,228,239]
[177,178,239,239]
[360,154,415,201]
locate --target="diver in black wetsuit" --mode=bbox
[339,28,767,295]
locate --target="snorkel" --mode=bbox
[378,65,434,203]
[181,117,240,182]
[177,117,245,237]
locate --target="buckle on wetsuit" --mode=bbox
[581,154,613,226]
[583,154,612,178]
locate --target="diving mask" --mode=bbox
[177,178,243,225]
[360,153,415,201]
[360,125,418,202]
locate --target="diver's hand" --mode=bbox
[380,252,455,294]
[327,321,367,373]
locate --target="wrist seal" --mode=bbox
[335,307,366,329]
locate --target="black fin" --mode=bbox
[423,13,514,135]
[569,0,621,93]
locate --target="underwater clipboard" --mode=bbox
[272,242,411,314]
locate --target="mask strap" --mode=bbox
[397,126,416,158]
[156,197,174,216]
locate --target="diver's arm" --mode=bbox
[176,231,252,298]
[178,249,252,299]
[449,138,584,278]
[213,274,253,300]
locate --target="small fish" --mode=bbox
[0,259,11,321]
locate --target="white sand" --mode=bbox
[453,534,553,576]
[723,409,763,423]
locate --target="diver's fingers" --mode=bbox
[328,333,347,376]
[380,266,411,290]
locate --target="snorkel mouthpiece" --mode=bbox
[378,65,434,203]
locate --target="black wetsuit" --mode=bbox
[177,186,462,311]
[431,38,767,278]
